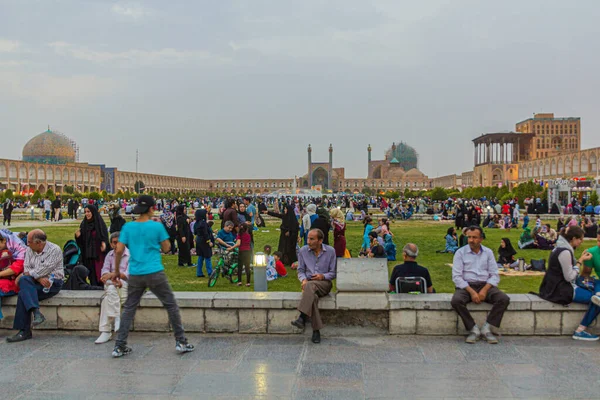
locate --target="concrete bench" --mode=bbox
[0,291,592,336]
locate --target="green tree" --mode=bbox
[361,187,374,196]
[64,185,74,194]
[31,190,42,203]
[589,190,599,206]
[88,191,101,201]
[3,189,14,200]
[45,188,56,201]
[430,187,448,201]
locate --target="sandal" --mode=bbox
[246,283,251,287]
[237,283,242,286]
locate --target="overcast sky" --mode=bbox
[1,0,599,180]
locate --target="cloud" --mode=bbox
[0,39,21,53]
[49,42,232,67]
[0,71,116,107]
[111,3,152,20]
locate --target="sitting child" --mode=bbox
[264,245,278,281]
[273,251,287,277]
[96,232,129,344]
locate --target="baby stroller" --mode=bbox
[63,239,81,280]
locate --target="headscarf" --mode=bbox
[0,229,27,262]
[283,204,299,231]
[329,208,344,221]
[306,204,317,216]
[160,208,175,229]
[195,209,207,222]
[79,204,108,260]
[520,227,533,243]
[498,237,517,259]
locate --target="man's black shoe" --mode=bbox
[6,330,32,343]
[291,317,305,329]
[32,310,46,327]
[311,330,321,344]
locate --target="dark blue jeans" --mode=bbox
[13,275,62,331]
[573,281,600,328]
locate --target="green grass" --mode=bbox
[9,219,597,293]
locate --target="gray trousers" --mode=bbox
[115,271,185,346]
[298,280,332,331]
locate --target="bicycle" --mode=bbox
[208,246,239,287]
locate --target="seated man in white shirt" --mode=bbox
[96,231,130,344]
[451,225,510,344]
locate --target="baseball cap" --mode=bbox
[133,195,155,214]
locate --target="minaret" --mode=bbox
[308,144,312,188]
[367,144,372,178]
[328,144,333,190]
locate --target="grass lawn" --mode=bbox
[8,219,597,294]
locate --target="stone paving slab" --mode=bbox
[2,331,600,399]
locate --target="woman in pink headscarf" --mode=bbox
[0,229,27,320]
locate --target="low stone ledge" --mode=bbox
[281,292,336,310]
[527,294,588,311]
[0,291,596,336]
[337,292,389,310]
[213,292,284,309]
[141,292,215,308]
[389,293,532,311]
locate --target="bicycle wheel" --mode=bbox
[208,269,219,287]
[228,263,239,284]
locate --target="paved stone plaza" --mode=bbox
[1,331,600,399]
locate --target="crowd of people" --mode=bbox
[1,191,600,350]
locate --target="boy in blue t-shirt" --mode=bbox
[110,195,194,358]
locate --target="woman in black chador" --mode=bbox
[265,204,299,265]
[75,204,109,286]
[176,205,192,267]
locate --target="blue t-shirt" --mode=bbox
[216,229,236,246]
[246,204,256,224]
[119,220,169,276]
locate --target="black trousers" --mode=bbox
[2,212,10,225]
[238,250,252,284]
[451,282,510,331]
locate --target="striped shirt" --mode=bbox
[24,241,64,280]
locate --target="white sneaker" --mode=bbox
[95,332,112,344]
[591,294,600,307]
[114,317,121,332]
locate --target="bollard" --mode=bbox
[252,252,267,292]
[253,265,267,292]
[30,206,35,220]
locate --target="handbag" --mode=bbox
[576,275,596,292]
[530,259,546,272]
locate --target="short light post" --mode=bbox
[30,206,35,220]
[253,252,267,292]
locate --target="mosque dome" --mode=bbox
[385,142,418,171]
[22,129,76,165]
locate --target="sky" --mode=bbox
[1,0,600,180]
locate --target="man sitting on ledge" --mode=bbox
[451,225,510,344]
[389,243,434,293]
[7,229,64,343]
[291,228,336,344]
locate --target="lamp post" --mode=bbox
[253,252,267,292]
[30,206,35,220]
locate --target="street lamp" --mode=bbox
[253,252,268,292]
[30,206,35,220]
